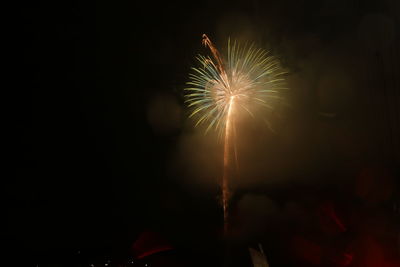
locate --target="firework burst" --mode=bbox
[185,34,287,135]
[184,34,288,233]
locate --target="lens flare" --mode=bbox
[185,34,288,233]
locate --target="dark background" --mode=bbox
[7,0,400,266]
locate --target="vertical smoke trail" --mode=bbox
[222,97,235,233]
[202,34,233,232]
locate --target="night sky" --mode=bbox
[7,0,400,266]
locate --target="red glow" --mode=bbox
[291,235,322,265]
[352,235,400,267]
[131,231,174,259]
[319,202,347,232]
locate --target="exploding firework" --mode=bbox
[185,34,288,233]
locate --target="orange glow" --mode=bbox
[222,97,235,233]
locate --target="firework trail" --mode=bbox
[185,34,287,233]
